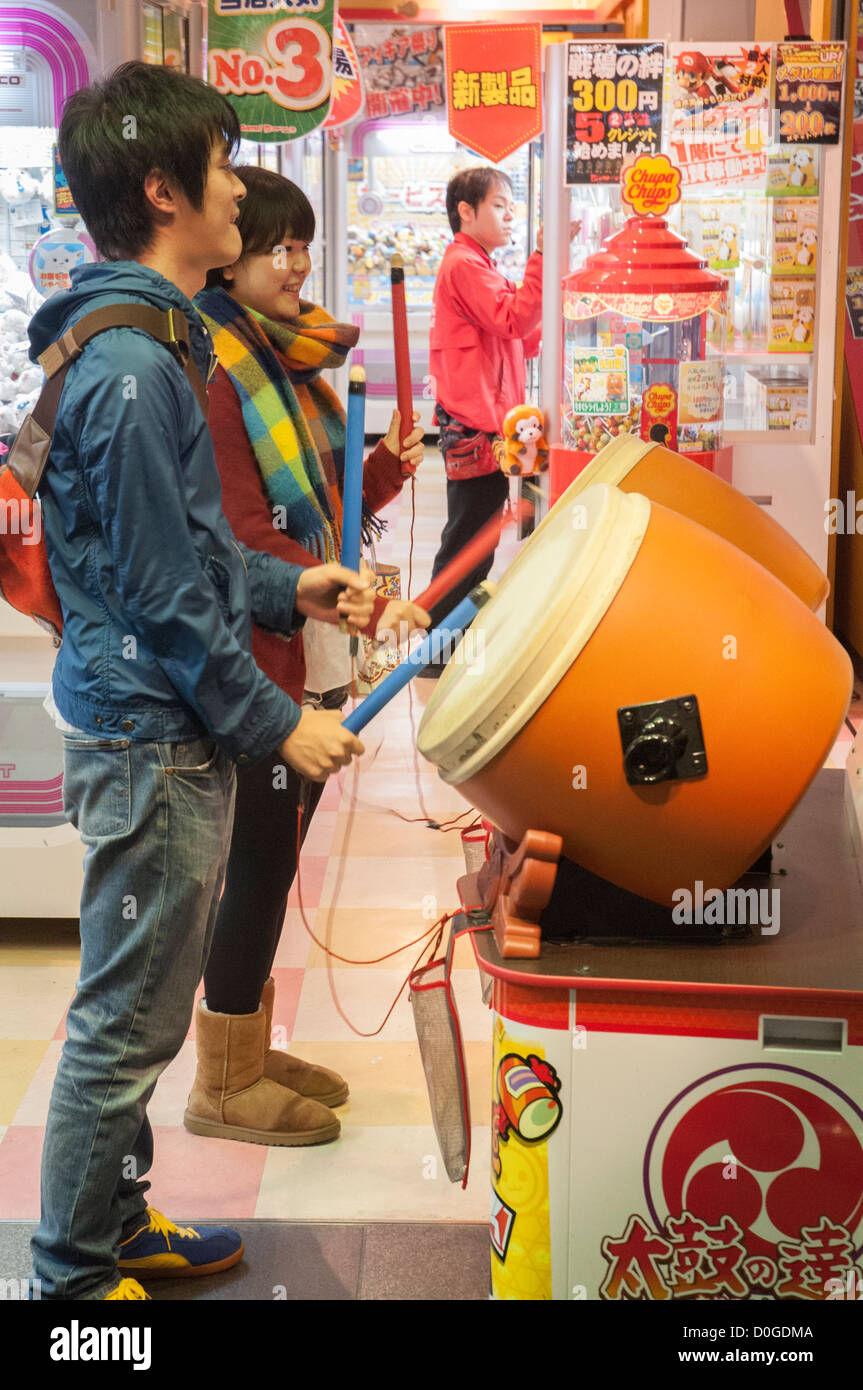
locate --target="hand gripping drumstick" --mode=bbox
[342,582,496,735]
[390,254,414,455]
[340,366,366,638]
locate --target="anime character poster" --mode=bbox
[669,43,771,140]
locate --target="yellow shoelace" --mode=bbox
[106,1278,151,1300]
[144,1206,200,1243]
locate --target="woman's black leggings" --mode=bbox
[203,746,325,1015]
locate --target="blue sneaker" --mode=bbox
[117,1207,244,1279]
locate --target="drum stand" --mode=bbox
[462,752,863,959]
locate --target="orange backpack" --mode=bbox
[0,304,208,643]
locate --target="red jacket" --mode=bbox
[208,361,404,703]
[429,232,542,435]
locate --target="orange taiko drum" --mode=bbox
[542,435,828,612]
[417,483,851,906]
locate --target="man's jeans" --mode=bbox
[31,734,236,1299]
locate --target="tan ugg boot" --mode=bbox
[184,1000,340,1146]
[261,976,349,1107]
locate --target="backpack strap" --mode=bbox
[7,303,209,499]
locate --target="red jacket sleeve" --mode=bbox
[447,248,543,342]
[363,438,405,515]
[208,364,323,575]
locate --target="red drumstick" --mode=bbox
[416,499,530,613]
[390,253,414,451]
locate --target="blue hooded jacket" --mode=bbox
[28,261,304,764]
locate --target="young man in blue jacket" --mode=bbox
[27,62,369,1301]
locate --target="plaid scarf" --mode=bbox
[196,287,372,562]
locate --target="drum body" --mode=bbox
[558,435,829,611]
[417,484,851,906]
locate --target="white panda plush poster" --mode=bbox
[29,228,98,299]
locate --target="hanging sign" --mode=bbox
[445,24,542,164]
[775,42,845,145]
[29,227,98,299]
[621,152,681,217]
[565,41,665,186]
[206,0,335,143]
[354,24,445,121]
[324,14,364,129]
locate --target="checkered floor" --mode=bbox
[0,447,859,1236]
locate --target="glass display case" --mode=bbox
[560,145,825,447]
[561,217,727,466]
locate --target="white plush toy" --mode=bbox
[0,308,30,339]
[14,366,41,395]
[0,170,40,205]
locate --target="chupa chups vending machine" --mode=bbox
[553,185,733,502]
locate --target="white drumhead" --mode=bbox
[417,482,650,784]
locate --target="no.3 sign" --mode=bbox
[207,0,335,141]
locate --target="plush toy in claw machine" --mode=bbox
[550,153,731,501]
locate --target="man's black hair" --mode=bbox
[206,166,316,290]
[58,61,241,261]
[445,166,513,235]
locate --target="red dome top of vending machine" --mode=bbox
[557,201,730,472]
[563,217,727,311]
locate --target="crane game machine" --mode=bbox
[550,152,734,505]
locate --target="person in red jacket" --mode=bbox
[422,166,542,674]
[188,167,430,1147]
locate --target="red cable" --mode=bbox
[294,784,457,1037]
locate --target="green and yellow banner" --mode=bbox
[207,0,335,142]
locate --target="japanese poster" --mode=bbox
[678,359,723,453]
[564,41,665,186]
[680,198,742,270]
[770,199,818,276]
[569,345,630,417]
[669,44,771,141]
[323,14,364,129]
[766,145,819,196]
[667,132,767,190]
[768,277,816,351]
[445,23,542,163]
[775,42,845,145]
[353,24,445,121]
[846,267,863,339]
[207,0,335,142]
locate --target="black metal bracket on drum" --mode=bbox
[617,695,708,787]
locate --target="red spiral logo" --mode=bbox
[645,1070,863,1258]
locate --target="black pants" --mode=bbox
[203,698,343,1014]
[425,469,510,662]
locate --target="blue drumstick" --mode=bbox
[341,366,366,573]
[342,585,493,735]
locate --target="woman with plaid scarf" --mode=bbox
[187,167,429,1148]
